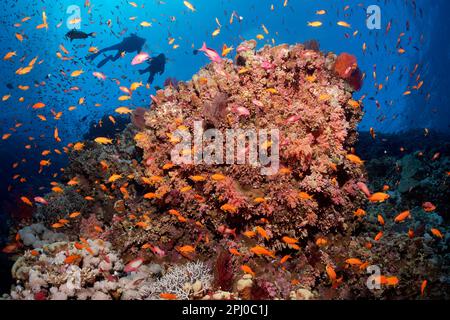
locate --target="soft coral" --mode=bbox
[334,53,363,91]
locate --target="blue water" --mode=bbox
[0,0,449,216]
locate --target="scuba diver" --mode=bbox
[86,33,146,68]
[138,53,167,84]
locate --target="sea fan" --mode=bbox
[251,280,274,300]
[203,92,229,127]
[213,250,234,291]
[131,107,147,130]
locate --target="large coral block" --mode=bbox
[135,41,366,244]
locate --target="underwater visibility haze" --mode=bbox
[0,0,449,301]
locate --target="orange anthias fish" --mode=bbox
[346,154,364,165]
[394,210,411,223]
[281,236,298,245]
[241,265,255,277]
[345,258,363,266]
[211,173,226,181]
[229,248,241,256]
[69,211,81,218]
[421,280,427,296]
[368,192,390,203]
[374,231,383,241]
[354,208,366,218]
[315,237,328,246]
[326,265,343,288]
[160,293,177,300]
[243,230,256,238]
[298,192,314,200]
[255,226,270,240]
[280,255,291,264]
[20,196,33,206]
[220,203,238,214]
[250,245,275,258]
[385,276,399,286]
[64,254,81,265]
[430,228,443,239]
[176,245,196,254]
[2,242,21,254]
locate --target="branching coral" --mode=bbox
[142,261,213,300]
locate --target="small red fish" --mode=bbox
[217,225,237,238]
[357,182,372,198]
[34,196,48,205]
[422,202,436,212]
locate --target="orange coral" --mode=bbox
[334,53,363,91]
[334,53,358,79]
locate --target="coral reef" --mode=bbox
[2,42,448,300]
[132,40,366,249]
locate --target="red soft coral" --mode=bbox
[334,53,363,91]
[334,53,358,79]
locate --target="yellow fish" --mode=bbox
[307,21,322,27]
[71,70,84,77]
[115,107,133,114]
[140,21,152,27]
[94,137,113,145]
[183,1,195,11]
[337,21,351,28]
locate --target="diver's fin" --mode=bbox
[97,56,112,68]
[86,52,99,61]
